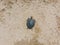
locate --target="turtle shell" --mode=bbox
[26,17,35,29]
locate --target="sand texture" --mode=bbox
[0,0,60,45]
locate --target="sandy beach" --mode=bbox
[0,0,60,45]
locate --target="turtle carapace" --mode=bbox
[26,16,35,29]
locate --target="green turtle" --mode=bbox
[26,16,35,29]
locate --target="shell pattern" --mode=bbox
[26,16,35,29]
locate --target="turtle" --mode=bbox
[26,16,35,29]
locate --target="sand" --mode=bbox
[0,0,60,45]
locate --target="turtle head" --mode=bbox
[31,16,33,19]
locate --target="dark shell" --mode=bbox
[26,17,35,29]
